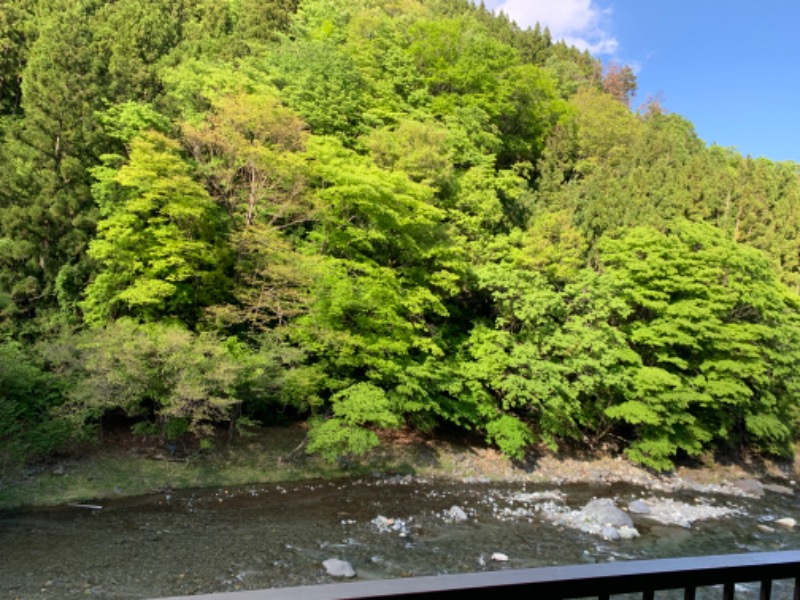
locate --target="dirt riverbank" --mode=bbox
[1,425,796,510]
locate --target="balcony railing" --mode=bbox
[154,550,800,600]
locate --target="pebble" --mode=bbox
[775,518,796,529]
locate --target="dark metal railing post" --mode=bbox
[723,581,735,600]
[760,578,772,600]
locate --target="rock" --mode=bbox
[447,505,469,523]
[618,526,640,540]
[601,527,621,541]
[640,498,739,528]
[323,559,356,579]
[628,500,651,514]
[371,516,393,532]
[372,515,410,535]
[491,552,509,562]
[758,524,776,533]
[775,518,796,529]
[764,484,793,495]
[733,478,765,497]
[51,465,65,476]
[581,498,634,528]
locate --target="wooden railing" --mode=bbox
[155,551,800,600]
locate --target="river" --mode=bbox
[2,475,799,599]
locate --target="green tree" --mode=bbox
[600,222,800,469]
[450,245,635,458]
[0,0,35,120]
[0,341,70,467]
[56,320,245,440]
[293,136,460,456]
[0,0,107,324]
[82,131,229,325]
[267,39,370,141]
[184,92,318,330]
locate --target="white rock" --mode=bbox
[323,558,356,578]
[618,525,640,540]
[581,499,634,528]
[776,518,796,529]
[447,505,469,522]
[601,527,621,541]
[491,552,509,562]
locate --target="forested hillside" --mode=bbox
[3,0,800,471]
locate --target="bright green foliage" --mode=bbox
[600,222,800,469]
[456,260,636,453]
[183,92,310,228]
[406,15,517,114]
[171,0,296,60]
[83,131,228,325]
[3,0,800,469]
[364,119,453,189]
[267,39,370,141]
[290,136,459,457]
[306,383,402,461]
[485,415,534,460]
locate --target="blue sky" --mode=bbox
[482,0,800,163]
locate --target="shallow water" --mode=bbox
[2,476,799,599]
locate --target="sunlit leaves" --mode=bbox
[83,131,227,325]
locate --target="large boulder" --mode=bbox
[732,478,764,497]
[628,500,651,514]
[581,499,634,528]
[764,484,793,495]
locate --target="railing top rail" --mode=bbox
[153,551,800,600]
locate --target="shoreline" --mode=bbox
[1,425,796,511]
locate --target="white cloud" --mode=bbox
[494,0,618,55]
